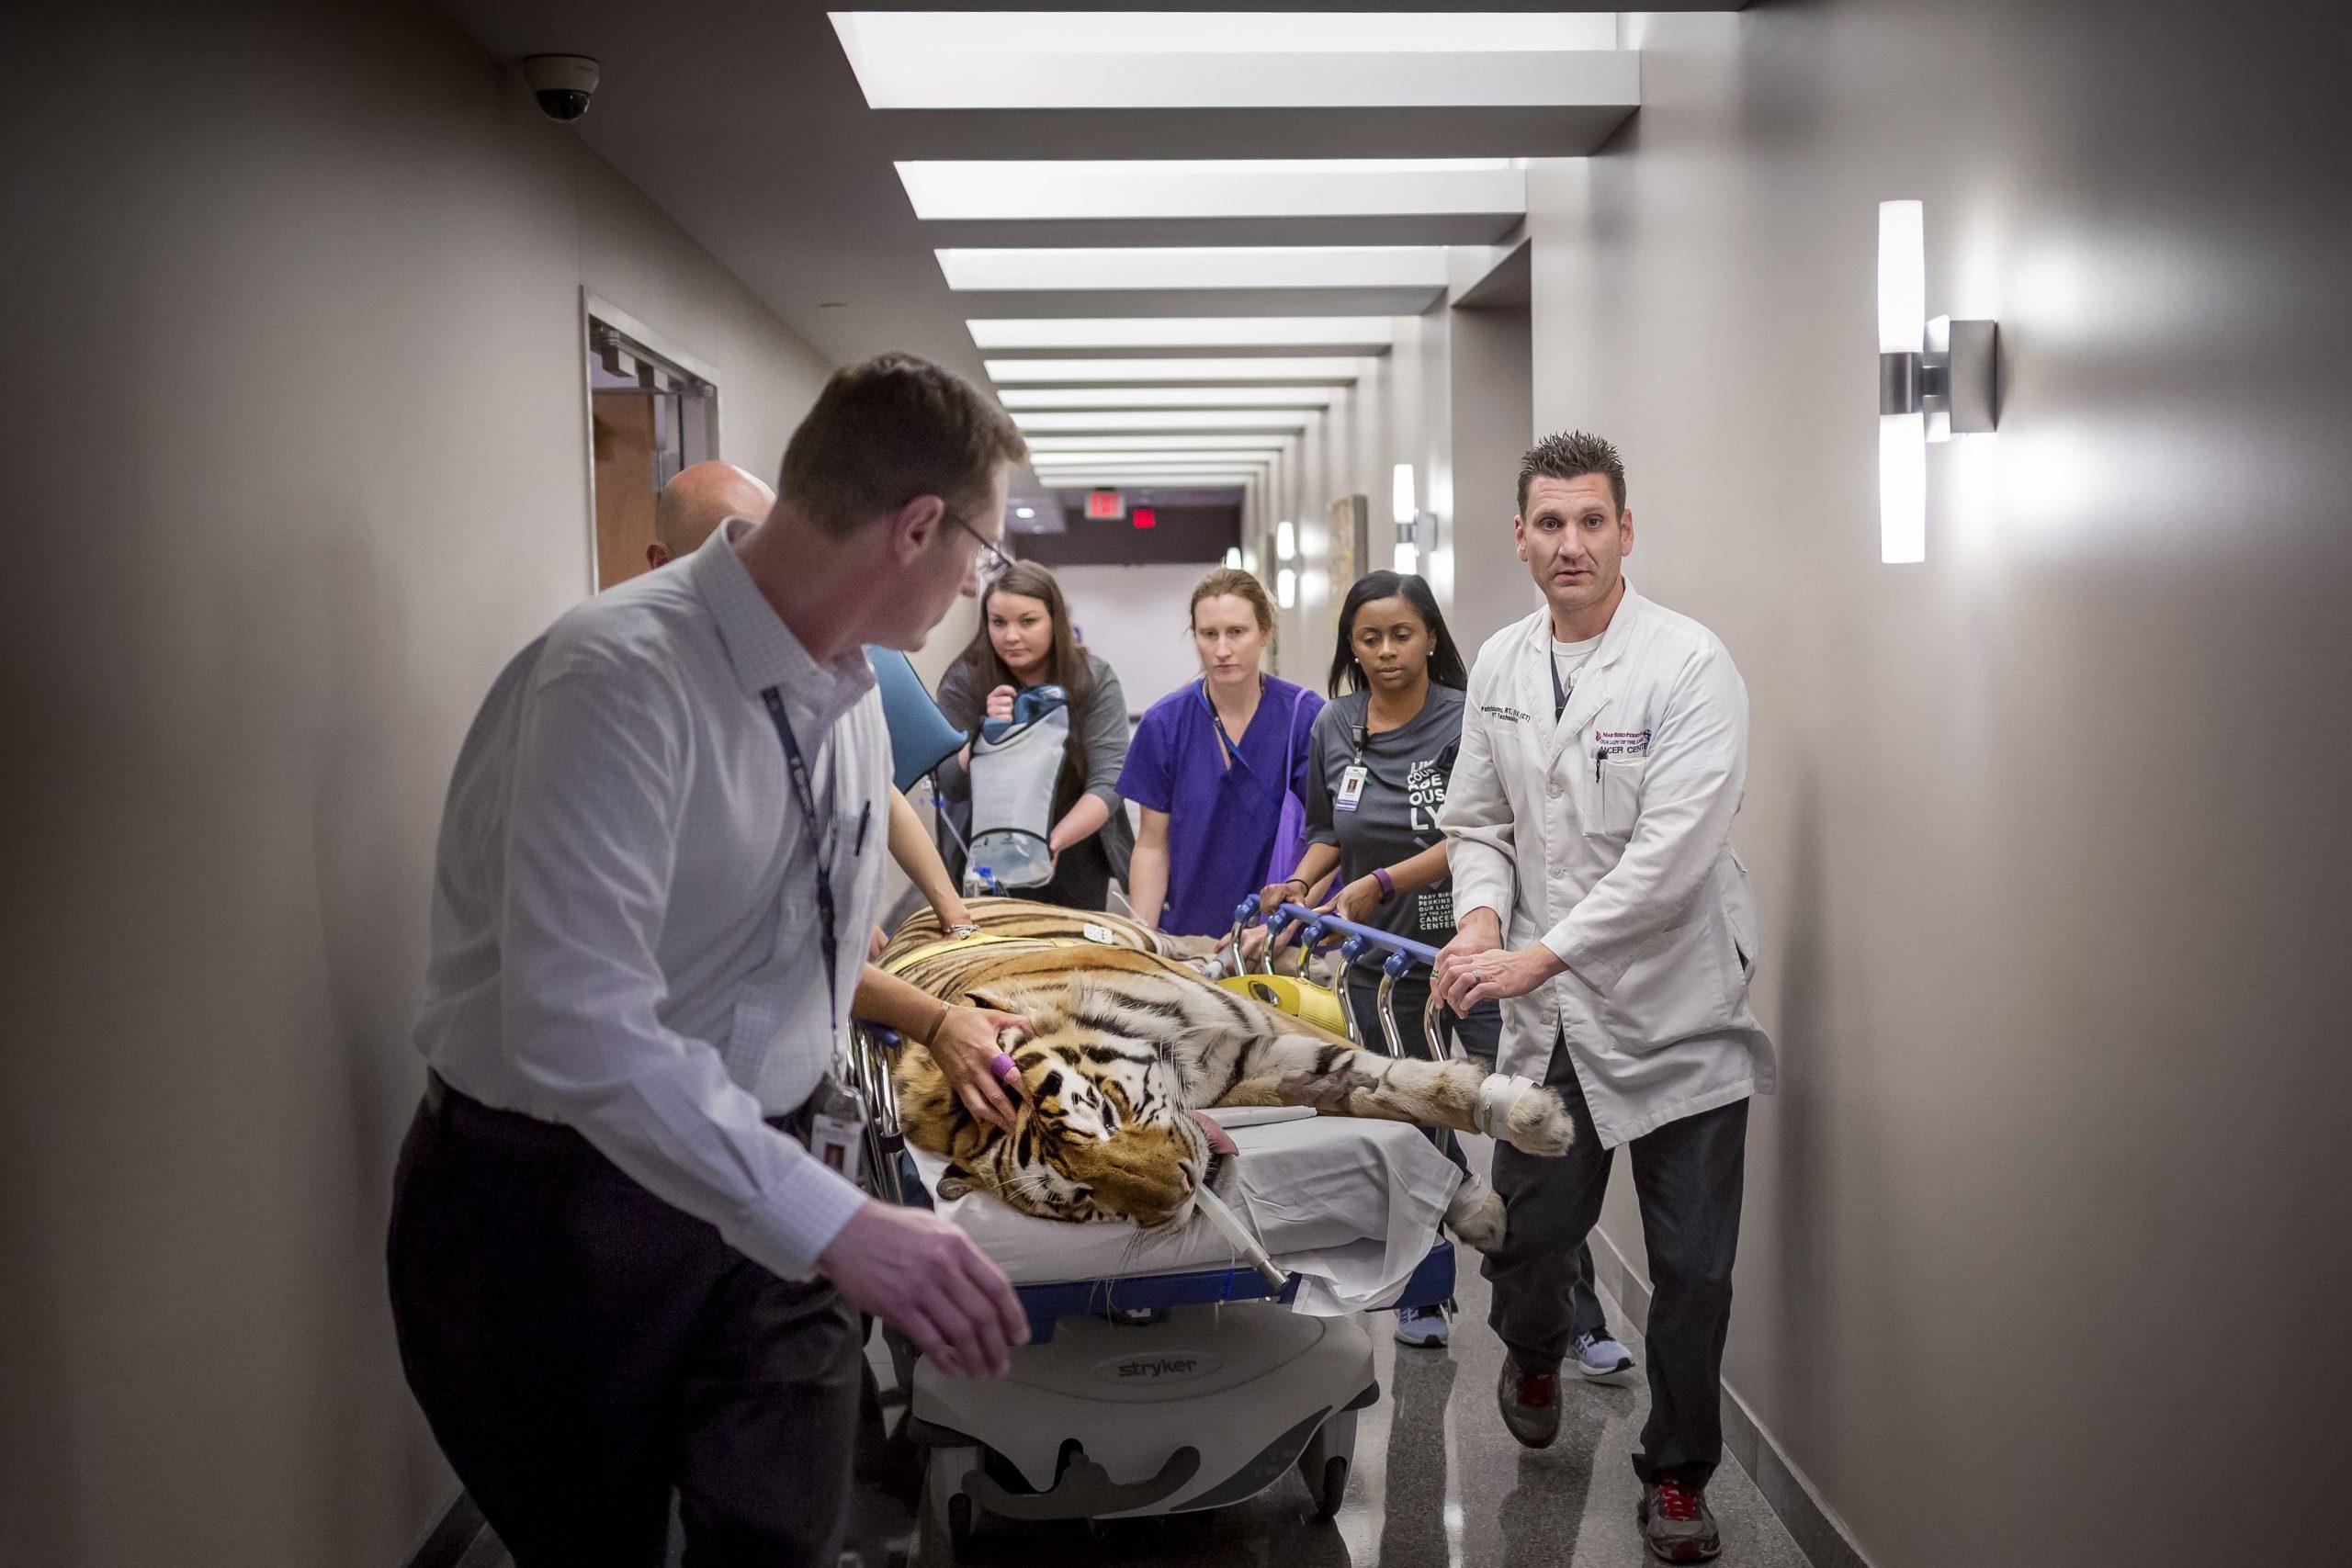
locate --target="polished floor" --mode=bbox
[480,1145,1814,1568]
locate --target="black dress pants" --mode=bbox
[387,1080,863,1567]
[1482,1035,1749,1483]
[1346,969,1613,1340]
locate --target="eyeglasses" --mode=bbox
[952,512,1014,580]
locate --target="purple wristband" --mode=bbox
[1372,867,1395,902]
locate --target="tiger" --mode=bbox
[875,902,1577,1256]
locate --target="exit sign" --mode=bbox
[1085,489,1125,521]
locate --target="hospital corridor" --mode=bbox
[6,6,2349,1568]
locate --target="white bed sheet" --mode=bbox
[906,1107,1462,1314]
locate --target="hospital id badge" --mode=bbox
[808,1074,865,1185]
[1335,764,1369,812]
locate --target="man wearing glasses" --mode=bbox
[390,355,1032,1566]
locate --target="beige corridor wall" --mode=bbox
[1527,4,2352,1564]
[0,5,834,1564]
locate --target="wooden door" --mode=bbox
[592,390,659,590]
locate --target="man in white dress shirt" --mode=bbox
[389,355,1032,1567]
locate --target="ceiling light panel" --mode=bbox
[999,387,1335,410]
[938,246,1447,293]
[898,159,1523,223]
[1014,410,1308,433]
[1030,442,1288,460]
[841,14,1616,57]
[985,356,1363,384]
[831,13,1629,112]
[1030,434,1288,453]
[970,318,1395,350]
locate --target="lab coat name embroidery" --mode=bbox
[1595,728,1652,758]
[1482,704,1532,723]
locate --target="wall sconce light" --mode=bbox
[1394,510,1434,574]
[1391,463,1417,527]
[1276,566,1298,609]
[1223,545,1242,570]
[1275,518,1297,561]
[1877,199,1998,564]
[1240,545,1259,576]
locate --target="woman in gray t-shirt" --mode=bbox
[934,562,1133,911]
[1260,571,1623,1363]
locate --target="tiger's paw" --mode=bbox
[1444,1174,1508,1254]
[1476,1074,1576,1156]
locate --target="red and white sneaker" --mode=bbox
[1495,1354,1561,1449]
[1639,1476,1722,1562]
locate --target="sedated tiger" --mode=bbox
[875,899,1577,1254]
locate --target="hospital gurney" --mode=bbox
[845,909,1467,1562]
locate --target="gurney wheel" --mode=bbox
[917,1449,978,1564]
[1296,1416,1355,1521]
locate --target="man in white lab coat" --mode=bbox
[1436,431,1773,1564]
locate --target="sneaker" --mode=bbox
[1495,1354,1561,1449]
[1573,1329,1634,1381]
[1393,1303,1450,1348]
[1638,1476,1721,1563]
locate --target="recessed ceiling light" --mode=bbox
[896,159,1523,223]
[986,357,1363,385]
[1015,410,1309,433]
[937,246,1445,293]
[1000,386,1335,411]
[969,318,1395,351]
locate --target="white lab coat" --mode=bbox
[1441,587,1774,1146]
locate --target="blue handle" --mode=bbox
[1232,897,1443,972]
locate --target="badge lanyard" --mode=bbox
[760,686,868,1179]
[1551,649,1574,720]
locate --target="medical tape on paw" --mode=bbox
[1475,1074,1542,1140]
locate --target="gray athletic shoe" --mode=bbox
[1639,1477,1722,1563]
[1394,1303,1450,1348]
[1573,1329,1635,1381]
[1495,1354,1561,1449]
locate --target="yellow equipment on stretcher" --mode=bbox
[1217,972,1348,1034]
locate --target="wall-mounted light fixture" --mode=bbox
[1877,199,1998,564]
[1223,545,1242,570]
[1391,463,1416,526]
[1271,517,1299,607]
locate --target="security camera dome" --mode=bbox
[517,54,599,122]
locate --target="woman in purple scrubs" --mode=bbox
[1119,568,1324,937]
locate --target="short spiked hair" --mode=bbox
[1518,430,1626,517]
[778,353,1028,537]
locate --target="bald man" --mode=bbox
[648,460,775,571]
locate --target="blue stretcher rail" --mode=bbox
[1227,899,1459,1063]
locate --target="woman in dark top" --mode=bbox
[1261,571,1625,1365]
[934,562,1132,911]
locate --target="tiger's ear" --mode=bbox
[938,1163,979,1201]
[967,985,1023,1017]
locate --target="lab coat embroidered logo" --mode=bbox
[1595,728,1652,758]
[1481,704,1532,723]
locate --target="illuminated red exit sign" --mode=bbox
[1132,506,1157,529]
[1085,489,1125,521]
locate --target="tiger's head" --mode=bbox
[929,984,1224,1229]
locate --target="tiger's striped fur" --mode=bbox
[890,895,1309,976]
[877,902,1576,1252]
